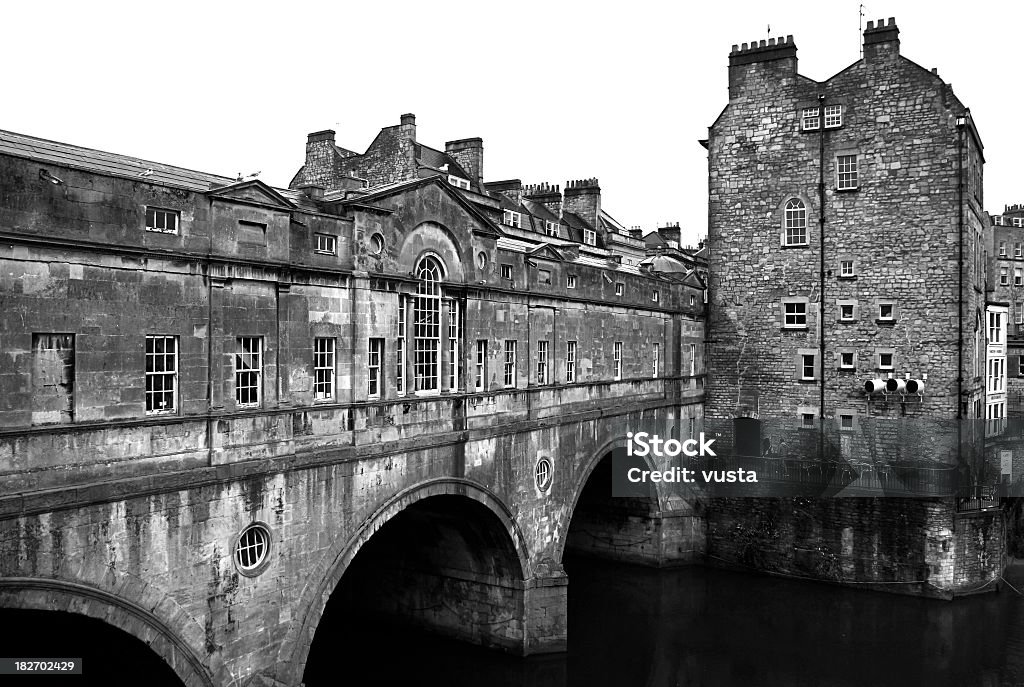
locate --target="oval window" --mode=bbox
[234,523,272,576]
[371,233,385,255]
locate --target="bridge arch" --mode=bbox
[0,576,215,687]
[280,477,531,684]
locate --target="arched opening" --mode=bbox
[0,608,186,687]
[303,494,530,685]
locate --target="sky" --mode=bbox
[2,1,1019,247]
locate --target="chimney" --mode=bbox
[523,182,562,217]
[659,223,682,248]
[445,138,484,184]
[486,179,522,205]
[629,226,643,240]
[563,178,601,235]
[301,129,337,189]
[863,17,899,63]
[728,35,797,100]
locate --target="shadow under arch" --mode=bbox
[397,220,467,282]
[280,477,532,685]
[0,576,214,687]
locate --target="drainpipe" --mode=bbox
[819,95,827,461]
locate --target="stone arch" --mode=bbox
[277,477,530,684]
[556,436,669,562]
[0,576,215,687]
[397,221,466,282]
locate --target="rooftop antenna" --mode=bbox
[767,24,771,40]
[859,4,867,57]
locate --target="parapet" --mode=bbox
[728,35,796,67]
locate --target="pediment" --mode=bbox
[525,243,565,263]
[207,179,296,210]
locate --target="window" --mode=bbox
[145,335,177,414]
[840,260,855,277]
[447,299,460,391]
[566,341,577,383]
[545,220,559,237]
[878,303,895,321]
[414,256,443,392]
[1015,268,1022,287]
[989,311,1005,345]
[1019,357,1024,377]
[448,174,470,190]
[504,340,517,387]
[784,199,807,246]
[537,340,549,384]
[801,107,820,131]
[840,304,854,321]
[1000,241,1007,257]
[878,352,894,370]
[689,343,696,377]
[613,342,623,380]
[234,524,270,575]
[824,104,843,128]
[538,269,552,285]
[313,337,335,401]
[652,290,660,303]
[397,297,406,393]
[371,233,385,255]
[840,414,854,430]
[1017,243,1023,258]
[840,351,855,369]
[801,354,816,380]
[583,229,597,246]
[995,216,1005,226]
[368,338,383,398]
[314,233,337,255]
[145,207,179,234]
[32,333,75,424]
[802,413,815,427]
[1001,267,1009,286]
[235,337,262,407]
[567,275,577,289]
[475,340,487,391]
[237,220,267,245]
[1015,218,1024,228]
[1017,302,1024,325]
[615,282,624,296]
[784,301,807,328]
[500,264,513,280]
[689,295,696,306]
[502,210,522,228]
[837,155,858,190]
[653,343,660,378]
[535,457,553,492]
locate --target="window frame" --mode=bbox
[536,340,549,385]
[653,342,660,378]
[836,154,859,191]
[503,339,517,388]
[566,274,577,289]
[235,337,263,408]
[313,337,336,401]
[613,341,623,381]
[502,209,523,228]
[615,282,624,297]
[145,207,180,235]
[500,264,513,281]
[839,260,855,278]
[368,337,384,398]
[314,233,337,255]
[583,228,597,246]
[566,341,578,383]
[413,256,444,394]
[447,174,470,190]
[824,104,843,129]
[474,339,487,391]
[783,198,808,246]
[145,335,178,414]
[783,300,808,329]
[801,353,816,381]
[801,107,820,131]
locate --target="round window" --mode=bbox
[476,251,487,269]
[535,457,553,492]
[234,523,271,576]
[371,233,385,255]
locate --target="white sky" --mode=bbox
[3,1,1019,247]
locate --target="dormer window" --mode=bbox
[801,107,820,131]
[447,175,470,190]
[503,210,522,228]
[1015,218,1024,228]
[545,220,559,237]
[994,216,1005,226]
[583,229,597,246]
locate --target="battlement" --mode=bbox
[863,16,900,55]
[728,35,796,67]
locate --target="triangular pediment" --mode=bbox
[525,243,565,263]
[207,179,296,210]
[352,176,503,239]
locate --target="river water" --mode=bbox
[307,557,1024,687]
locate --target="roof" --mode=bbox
[0,129,235,192]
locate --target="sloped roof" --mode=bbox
[0,129,235,191]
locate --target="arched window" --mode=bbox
[784,199,807,246]
[413,256,444,391]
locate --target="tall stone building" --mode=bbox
[989,204,1024,409]
[705,18,987,457]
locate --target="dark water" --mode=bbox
[307,557,1024,687]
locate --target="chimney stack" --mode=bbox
[728,35,798,99]
[523,182,562,217]
[863,17,900,63]
[302,129,337,189]
[445,137,484,184]
[563,178,601,237]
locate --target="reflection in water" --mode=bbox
[306,558,1024,687]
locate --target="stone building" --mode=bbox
[701,18,1004,592]
[0,122,706,683]
[989,204,1024,409]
